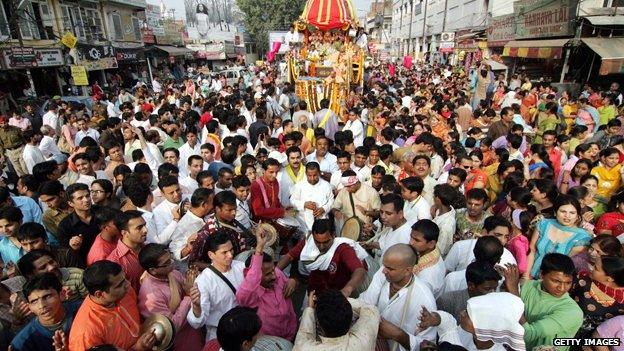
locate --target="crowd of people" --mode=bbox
[0,54,624,351]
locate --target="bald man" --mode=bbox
[359,244,437,351]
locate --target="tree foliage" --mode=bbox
[236,0,306,54]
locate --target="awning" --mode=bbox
[502,39,570,59]
[582,37,624,75]
[152,45,192,57]
[486,59,508,71]
[585,16,624,26]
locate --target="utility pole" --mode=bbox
[421,0,428,54]
[406,0,414,54]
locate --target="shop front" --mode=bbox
[0,47,65,98]
[580,35,624,78]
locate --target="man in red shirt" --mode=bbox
[106,210,146,293]
[277,219,367,297]
[250,158,285,221]
[543,130,563,179]
[87,207,122,265]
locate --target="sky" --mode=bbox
[159,0,373,23]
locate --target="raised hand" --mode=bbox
[52,330,68,351]
[418,306,441,332]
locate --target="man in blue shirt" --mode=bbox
[0,206,25,270]
[0,187,42,224]
[11,273,82,351]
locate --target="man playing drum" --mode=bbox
[190,191,256,269]
[360,193,412,262]
[332,170,381,239]
[277,219,368,298]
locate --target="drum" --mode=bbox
[341,217,363,241]
[253,335,293,351]
[356,255,380,295]
[272,216,305,242]
[234,247,276,263]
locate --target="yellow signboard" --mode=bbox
[70,66,88,85]
[61,32,77,49]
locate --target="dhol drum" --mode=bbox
[253,335,293,351]
[272,216,307,243]
[341,216,363,241]
[356,255,380,295]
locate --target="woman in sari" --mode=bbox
[595,191,624,238]
[570,256,624,339]
[520,88,538,124]
[591,147,622,201]
[572,234,622,275]
[525,195,592,279]
[559,158,593,194]
[581,174,608,220]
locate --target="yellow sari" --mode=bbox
[591,164,622,200]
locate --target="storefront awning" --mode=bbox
[502,39,570,59]
[582,37,624,75]
[585,16,624,26]
[486,59,508,71]
[152,45,192,57]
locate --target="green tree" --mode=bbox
[236,0,306,54]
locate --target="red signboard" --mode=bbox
[142,28,155,44]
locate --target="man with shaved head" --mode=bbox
[359,243,437,351]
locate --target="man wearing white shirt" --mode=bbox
[188,232,245,341]
[278,146,305,208]
[290,162,334,230]
[73,153,107,185]
[400,176,431,223]
[152,175,183,237]
[305,137,338,182]
[441,235,516,295]
[22,130,46,174]
[200,143,215,171]
[351,147,371,183]
[409,219,446,297]
[169,188,214,266]
[445,215,517,273]
[180,155,204,197]
[152,77,162,94]
[42,102,59,134]
[330,151,352,194]
[363,193,412,261]
[105,94,121,118]
[343,109,364,147]
[359,244,437,351]
[38,125,61,158]
[74,117,100,145]
[122,174,158,244]
[178,127,201,176]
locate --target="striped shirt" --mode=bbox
[107,241,144,293]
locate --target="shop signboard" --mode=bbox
[83,57,118,71]
[108,0,147,7]
[3,48,63,69]
[487,14,515,47]
[115,48,143,62]
[61,32,77,48]
[34,49,64,67]
[142,28,155,44]
[514,0,576,39]
[71,66,89,85]
[75,44,116,62]
[6,47,36,67]
[204,43,226,60]
[146,4,164,35]
[439,41,455,53]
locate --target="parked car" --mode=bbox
[218,67,247,87]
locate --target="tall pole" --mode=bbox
[406,0,414,55]
[10,0,35,96]
[421,0,428,54]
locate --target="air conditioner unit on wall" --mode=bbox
[441,32,455,42]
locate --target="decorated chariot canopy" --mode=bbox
[297,0,359,31]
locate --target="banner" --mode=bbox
[75,44,115,62]
[145,4,164,35]
[514,0,576,39]
[83,57,118,71]
[3,47,36,68]
[487,15,515,47]
[71,66,89,85]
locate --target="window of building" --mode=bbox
[132,16,141,41]
[0,0,10,39]
[111,13,123,40]
[81,7,103,41]
[61,4,85,39]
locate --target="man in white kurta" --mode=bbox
[278,147,305,208]
[152,177,183,239]
[177,135,201,178]
[168,193,212,266]
[364,193,412,262]
[360,244,437,351]
[290,163,334,230]
[187,236,245,341]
